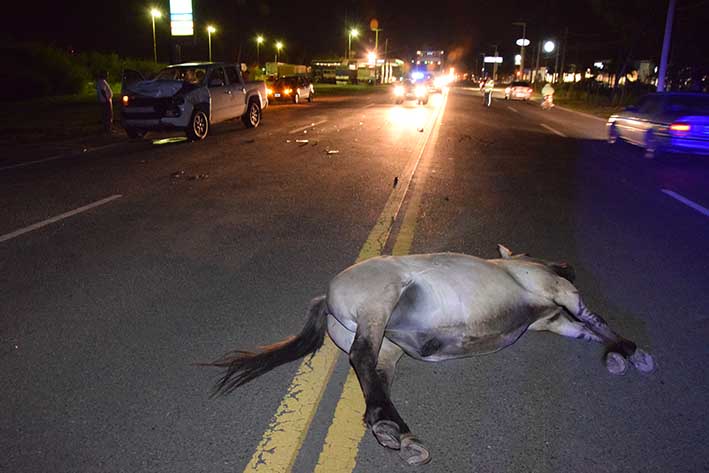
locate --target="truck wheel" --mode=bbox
[243,99,261,128]
[186,110,209,140]
[125,128,146,139]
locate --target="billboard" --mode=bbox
[170,0,194,36]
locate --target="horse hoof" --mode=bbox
[605,351,628,375]
[629,348,656,374]
[399,434,431,466]
[372,420,401,450]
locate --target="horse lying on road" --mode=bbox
[205,245,656,465]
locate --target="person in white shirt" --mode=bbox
[95,71,113,133]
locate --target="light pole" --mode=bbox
[348,28,359,60]
[543,40,555,82]
[256,35,264,67]
[150,8,161,63]
[207,25,216,62]
[512,22,527,77]
[657,0,676,91]
[275,41,283,63]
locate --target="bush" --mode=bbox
[0,42,167,102]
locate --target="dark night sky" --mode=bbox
[5,0,708,70]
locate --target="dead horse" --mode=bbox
[206,245,656,466]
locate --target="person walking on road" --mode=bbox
[483,78,494,107]
[96,70,114,134]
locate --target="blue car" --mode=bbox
[607,92,709,158]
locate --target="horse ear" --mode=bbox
[497,244,513,259]
[549,262,576,283]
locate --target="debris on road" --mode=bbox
[170,170,185,179]
[417,127,424,132]
[326,149,340,155]
[286,139,292,143]
[295,139,309,143]
[393,176,399,188]
[188,173,209,181]
[242,139,256,144]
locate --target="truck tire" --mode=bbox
[186,109,209,140]
[242,99,261,128]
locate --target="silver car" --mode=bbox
[607,92,709,158]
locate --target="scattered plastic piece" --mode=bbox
[417,127,424,132]
[295,139,309,143]
[170,170,185,179]
[326,150,340,155]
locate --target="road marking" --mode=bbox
[288,119,328,134]
[0,194,122,243]
[540,123,568,138]
[245,95,448,473]
[362,103,376,109]
[313,94,449,473]
[507,106,519,113]
[555,105,607,122]
[0,143,126,171]
[661,189,709,218]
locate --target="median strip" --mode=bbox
[0,194,123,243]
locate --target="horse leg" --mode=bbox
[350,325,430,465]
[554,290,656,374]
[529,310,604,343]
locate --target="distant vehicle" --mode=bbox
[505,81,533,101]
[268,76,314,104]
[607,92,709,158]
[120,62,268,140]
[393,79,429,105]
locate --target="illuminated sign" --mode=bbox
[170,0,194,36]
[515,54,521,66]
[516,38,530,47]
[483,56,503,63]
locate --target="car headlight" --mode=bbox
[394,85,404,96]
[415,85,426,97]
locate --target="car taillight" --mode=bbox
[669,123,691,132]
[284,88,292,95]
[122,95,129,106]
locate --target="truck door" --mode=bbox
[225,65,247,118]
[206,67,230,123]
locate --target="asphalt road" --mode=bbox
[1,87,708,473]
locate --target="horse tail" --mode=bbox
[206,295,329,396]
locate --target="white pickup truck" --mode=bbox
[120,62,268,140]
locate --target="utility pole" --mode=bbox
[534,40,541,83]
[657,0,676,91]
[512,22,527,78]
[492,44,499,81]
[559,27,568,83]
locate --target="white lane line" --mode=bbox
[288,119,328,134]
[0,194,123,243]
[555,105,607,122]
[0,142,125,171]
[661,189,709,218]
[507,106,519,113]
[540,123,568,138]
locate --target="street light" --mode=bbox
[207,25,216,61]
[543,40,555,53]
[256,35,264,66]
[150,8,162,63]
[348,28,359,60]
[275,41,283,63]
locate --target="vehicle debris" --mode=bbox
[393,176,399,187]
[417,127,424,132]
[295,139,309,143]
[326,149,340,155]
[170,170,185,179]
[188,173,209,181]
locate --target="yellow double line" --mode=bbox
[243,94,448,473]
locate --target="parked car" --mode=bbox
[120,62,268,140]
[268,76,314,104]
[607,92,709,158]
[392,79,429,105]
[504,81,533,100]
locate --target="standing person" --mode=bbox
[96,71,113,133]
[483,78,494,106]
[541,82,555,109]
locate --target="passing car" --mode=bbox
[392,79,429,105]
[607,93,709,158]
[268,76,314,104]
[120,62,269,140]
[505,81,533,100]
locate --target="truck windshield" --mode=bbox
[154,67,207,85]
